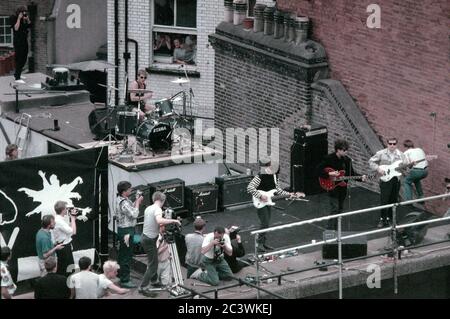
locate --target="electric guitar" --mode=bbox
[252,189,308,209]
[319,167,375,191]
[378,155,437,182]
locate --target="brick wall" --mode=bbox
[210,22,328,187]
[277,0,450,214]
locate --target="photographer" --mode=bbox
[139,191,180,295]
[224,226,247,274]
[190,226,233,286]
[10,6,31,82]
[185,217,206,278]
[53,201,77,277]
[115,181,143,288]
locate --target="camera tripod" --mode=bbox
[167,241,187,296]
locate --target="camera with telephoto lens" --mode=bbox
[68,206,82,217]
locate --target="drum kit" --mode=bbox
[108,86,194,160]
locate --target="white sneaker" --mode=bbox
[20,76,26,80]
[14,79,26,84]
[189,268,203,279]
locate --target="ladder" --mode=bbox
[14,113,31,156]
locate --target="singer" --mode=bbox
[317,139,367,230]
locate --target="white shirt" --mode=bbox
[202,232,232,259]
[97,274,113,298]
[142,204,163,239]
[68,271,100,299]
[404,148,428,169]
[53,214,73,245]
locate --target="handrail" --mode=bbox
[251,192,450,299]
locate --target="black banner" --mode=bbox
[0,147,108,281]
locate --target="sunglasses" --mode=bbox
[388,142,397,145]
[139,76,147,79]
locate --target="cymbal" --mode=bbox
[171,78,190,84]
[97,83,119,91]
[128,89,153,93]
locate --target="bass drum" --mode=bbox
[136,120,172,151]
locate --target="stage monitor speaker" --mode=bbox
[185,183,218,215]
[215,174,253,210]
[397,211,431,247]
[148,178,185,210]
[322,230,367,259]
[291,125,328,195]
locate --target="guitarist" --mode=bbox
[402,140,429,202]
[247,157,304,252]
[317,139,366,230]
[369,137,408,228]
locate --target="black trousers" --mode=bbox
[140,234,158,288]
[379,177,401,221]
[14,43,28,80]
[256,206,271,245]
[327,187,347,230]
[56,243,75,277]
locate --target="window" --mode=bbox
[0,16,13,46]
[152,0,197,66]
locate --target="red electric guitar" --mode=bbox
[319,167,374,191]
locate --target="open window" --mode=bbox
[152,0,197,67]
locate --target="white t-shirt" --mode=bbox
[143,204,163,239]
[97,274,113,298]
[68,271,100,299]
[202,232,232,259]
[404,148,428,169]
[1,261,16,296]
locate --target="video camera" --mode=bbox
[162,208,181,244]
[67,206,82,217]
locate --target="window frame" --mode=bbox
[0,15,13,47]
[151,0,198,70]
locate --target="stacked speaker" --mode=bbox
[290,125,328,195]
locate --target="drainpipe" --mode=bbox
[124,0,139,81]
[114,0,119,105]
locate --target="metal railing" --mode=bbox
[251,193,450,299]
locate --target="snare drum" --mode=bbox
[154,98,174,118]
[116,111,138,135]
[136,120,172,151]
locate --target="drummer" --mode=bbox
[129,69,155,120]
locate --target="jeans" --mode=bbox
[140,234,158,288]
[197,256,233,286]
[117,227,135,283]
[327,187,347,230]
[256,206,271,245]
[380,177,401,221]
[403,168,428,201]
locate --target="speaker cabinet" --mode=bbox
[291,126,328,195]
[148,178,185,210]
[215,175,253,210]
[322,230,367,259]
[185,183,218,215]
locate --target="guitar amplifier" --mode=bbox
[215,174,253,210]
[148,178,185,210]
[185,183,218,215]
[322,230,367,259]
